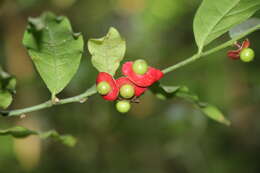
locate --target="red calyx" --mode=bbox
[96,72,119,101]
[227,39,250,60]
[116,77,147,97]
[122,61,164,87]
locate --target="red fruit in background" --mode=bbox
[227,39,250,60]
[96,72,119,101]
[122,62,164,87]
[116,77,147,97]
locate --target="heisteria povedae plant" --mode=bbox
[0,0,260,146]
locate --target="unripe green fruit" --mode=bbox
[97,81,111,95]
[132,59,148,75]
[240,48,255,62]
[120,84,135,99]
[116,100,131,113]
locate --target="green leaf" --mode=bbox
[150,82,181,100]
[0,67,16,93]
[23,12,84,96]
[193,0,260,52]
[0,67,16,109]
[88,27,126,76]
[150,83,230,125]
[0,91,12,109]
[150,83,199,102]
[0,126,37,138]
[40,130,77,147]
[0,126,77,147]
[199,103,231,126]
[229,18,260,38]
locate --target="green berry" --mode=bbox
[132,59,148,75]
[240,48,255,62]
[120,84,135,99]
[116,100,131,113]
[97,81,111,95]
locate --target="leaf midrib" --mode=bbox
[46,26,59,95]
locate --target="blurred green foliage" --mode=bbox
[0,0,260,173]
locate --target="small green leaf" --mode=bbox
[0,91,12,109]
[150,83,199,102]
[229,18,260,38]
[0,126,37,138]
[0,126,77,147]
[6,78,16,94]
[174,86,199,103]
[40,130,77,147]
[150,83,180,100]
[150,83,230,125]
[0,67,16,92]
[0,67,16,109]
[199,103,231,126]
[23,12,84,96]
[194,0,260,52]
[88,27,126,76]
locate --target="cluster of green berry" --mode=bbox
[96,59,164,113]
[227,39,255,62]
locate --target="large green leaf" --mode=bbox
[88,27,126,76]
[193,0,260,52]
[150,83,230,125]
[229,18,260,38]
[0,126,77,147]
[23,12,84,97]
[0,67,16,109]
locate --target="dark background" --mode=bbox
[1,0,260,172]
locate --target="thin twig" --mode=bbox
[1,26,259,117]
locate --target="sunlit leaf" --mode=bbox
[88,27,126,76]
[194,0,260,51]
[23,12,84,97]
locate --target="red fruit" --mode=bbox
[116,77,147,97]
[96,72,119,101]
[122,62,164,87]
[227,39,250,60]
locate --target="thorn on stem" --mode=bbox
[20,114,27,119]
[79,98,87,103]
[52,96,60,104]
